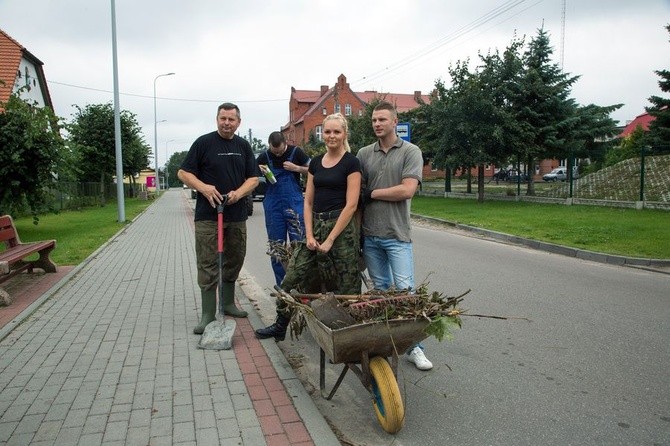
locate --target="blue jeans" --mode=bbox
[362,236,422,354]
[362,236,415,290]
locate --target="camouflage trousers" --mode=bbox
[277,215,361,315]
[194,220,246,291]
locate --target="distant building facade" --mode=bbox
[281,73,430,146]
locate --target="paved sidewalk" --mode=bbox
[0,189,340,446]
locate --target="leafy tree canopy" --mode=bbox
[0,92,72,221]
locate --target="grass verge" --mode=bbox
[5,198,154,265]
[412,196,670,259]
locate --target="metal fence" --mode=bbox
[419,154,670,211]
[51,181,149,211]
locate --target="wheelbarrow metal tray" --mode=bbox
[305,313,429,364]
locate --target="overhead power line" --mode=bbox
[47,80,286,104]
[354,0,547,88]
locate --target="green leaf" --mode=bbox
[425,315,461,342]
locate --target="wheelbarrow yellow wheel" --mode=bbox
[369,356,405,433]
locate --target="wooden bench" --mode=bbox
[0,215,57,303]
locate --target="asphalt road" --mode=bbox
[240,200,670,446]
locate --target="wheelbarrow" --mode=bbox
[304,311,430,434]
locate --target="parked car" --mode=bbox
[543,167,568,182]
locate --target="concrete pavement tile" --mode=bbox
[173,421,196,442]
[129,408,151,427]
[149,416,172,437]
[226,379,247,395]
[240,426,267,446]
[173,404,195,423]
[14,413,45,435]
[0,404,29,422]
[82,414,108,434]
[192,394,213,411]
[5,432,34,445]
[125,426,150,446]
[54,426,83,444]
[0,421,18,442]
[102,420,128,442]
[195,427,219,446]
[150,399,172,418]
[77,432,103,445]
[107,409,130,423]
[88,397,113,415]
[230,393,253,411]
[43,402,71,421]
[148,435,173,445]
[173,389,193,406]
[237,408,261,429]
[62,407,88,428]
[213,401,235,420]
[132,392,153,410]
[194,410,216,429]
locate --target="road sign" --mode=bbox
[396,122,411,142]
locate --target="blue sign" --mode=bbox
[396,122,411,142]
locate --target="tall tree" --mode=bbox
[166,150,188,187]
[513,28,580,194]
[0,92,71,221]
[645,23,670,154]
[67,103,151,203]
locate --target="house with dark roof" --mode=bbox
[281,73,430,146]
[0,28,53,111]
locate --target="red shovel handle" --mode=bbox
[216,196,229,253]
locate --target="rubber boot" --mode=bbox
[221,282,248,318]
[193,289,216,334]
[255,314,290,341]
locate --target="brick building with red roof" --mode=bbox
[281,73,430,146]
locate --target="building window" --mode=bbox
[431,162,438,172]
[315,125,323,141]
[358,110,363,117]
[334,103,340,114]
[345,104,352,116]
[322,107,327,115]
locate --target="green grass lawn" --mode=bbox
[412,196,670,259]
[5,198,154,265]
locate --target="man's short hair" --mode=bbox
[268,131,286,148]
[217,102,240,119]
[373,101,397,118]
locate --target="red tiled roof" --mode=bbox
[619,112,655,137]
[0,29,23,106]
[356,91,431,112]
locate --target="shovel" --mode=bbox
[198,198,236,350]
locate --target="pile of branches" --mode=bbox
[272,283,470,342]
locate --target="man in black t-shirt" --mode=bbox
[178,103,258,334]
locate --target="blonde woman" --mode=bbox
[256,113,362,341]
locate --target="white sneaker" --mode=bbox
[407,347,433,371]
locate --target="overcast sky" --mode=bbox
[1,0,669,168]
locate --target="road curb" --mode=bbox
[412,214,670,273]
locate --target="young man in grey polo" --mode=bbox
[357,101,433,371]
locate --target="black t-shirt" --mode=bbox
[309,152,361,213]
[181,131,257,222]
[256,145,310,185]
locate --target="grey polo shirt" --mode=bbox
[357,137,423,242]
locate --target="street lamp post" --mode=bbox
[164,139,175,189]
[153,72,175,196]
